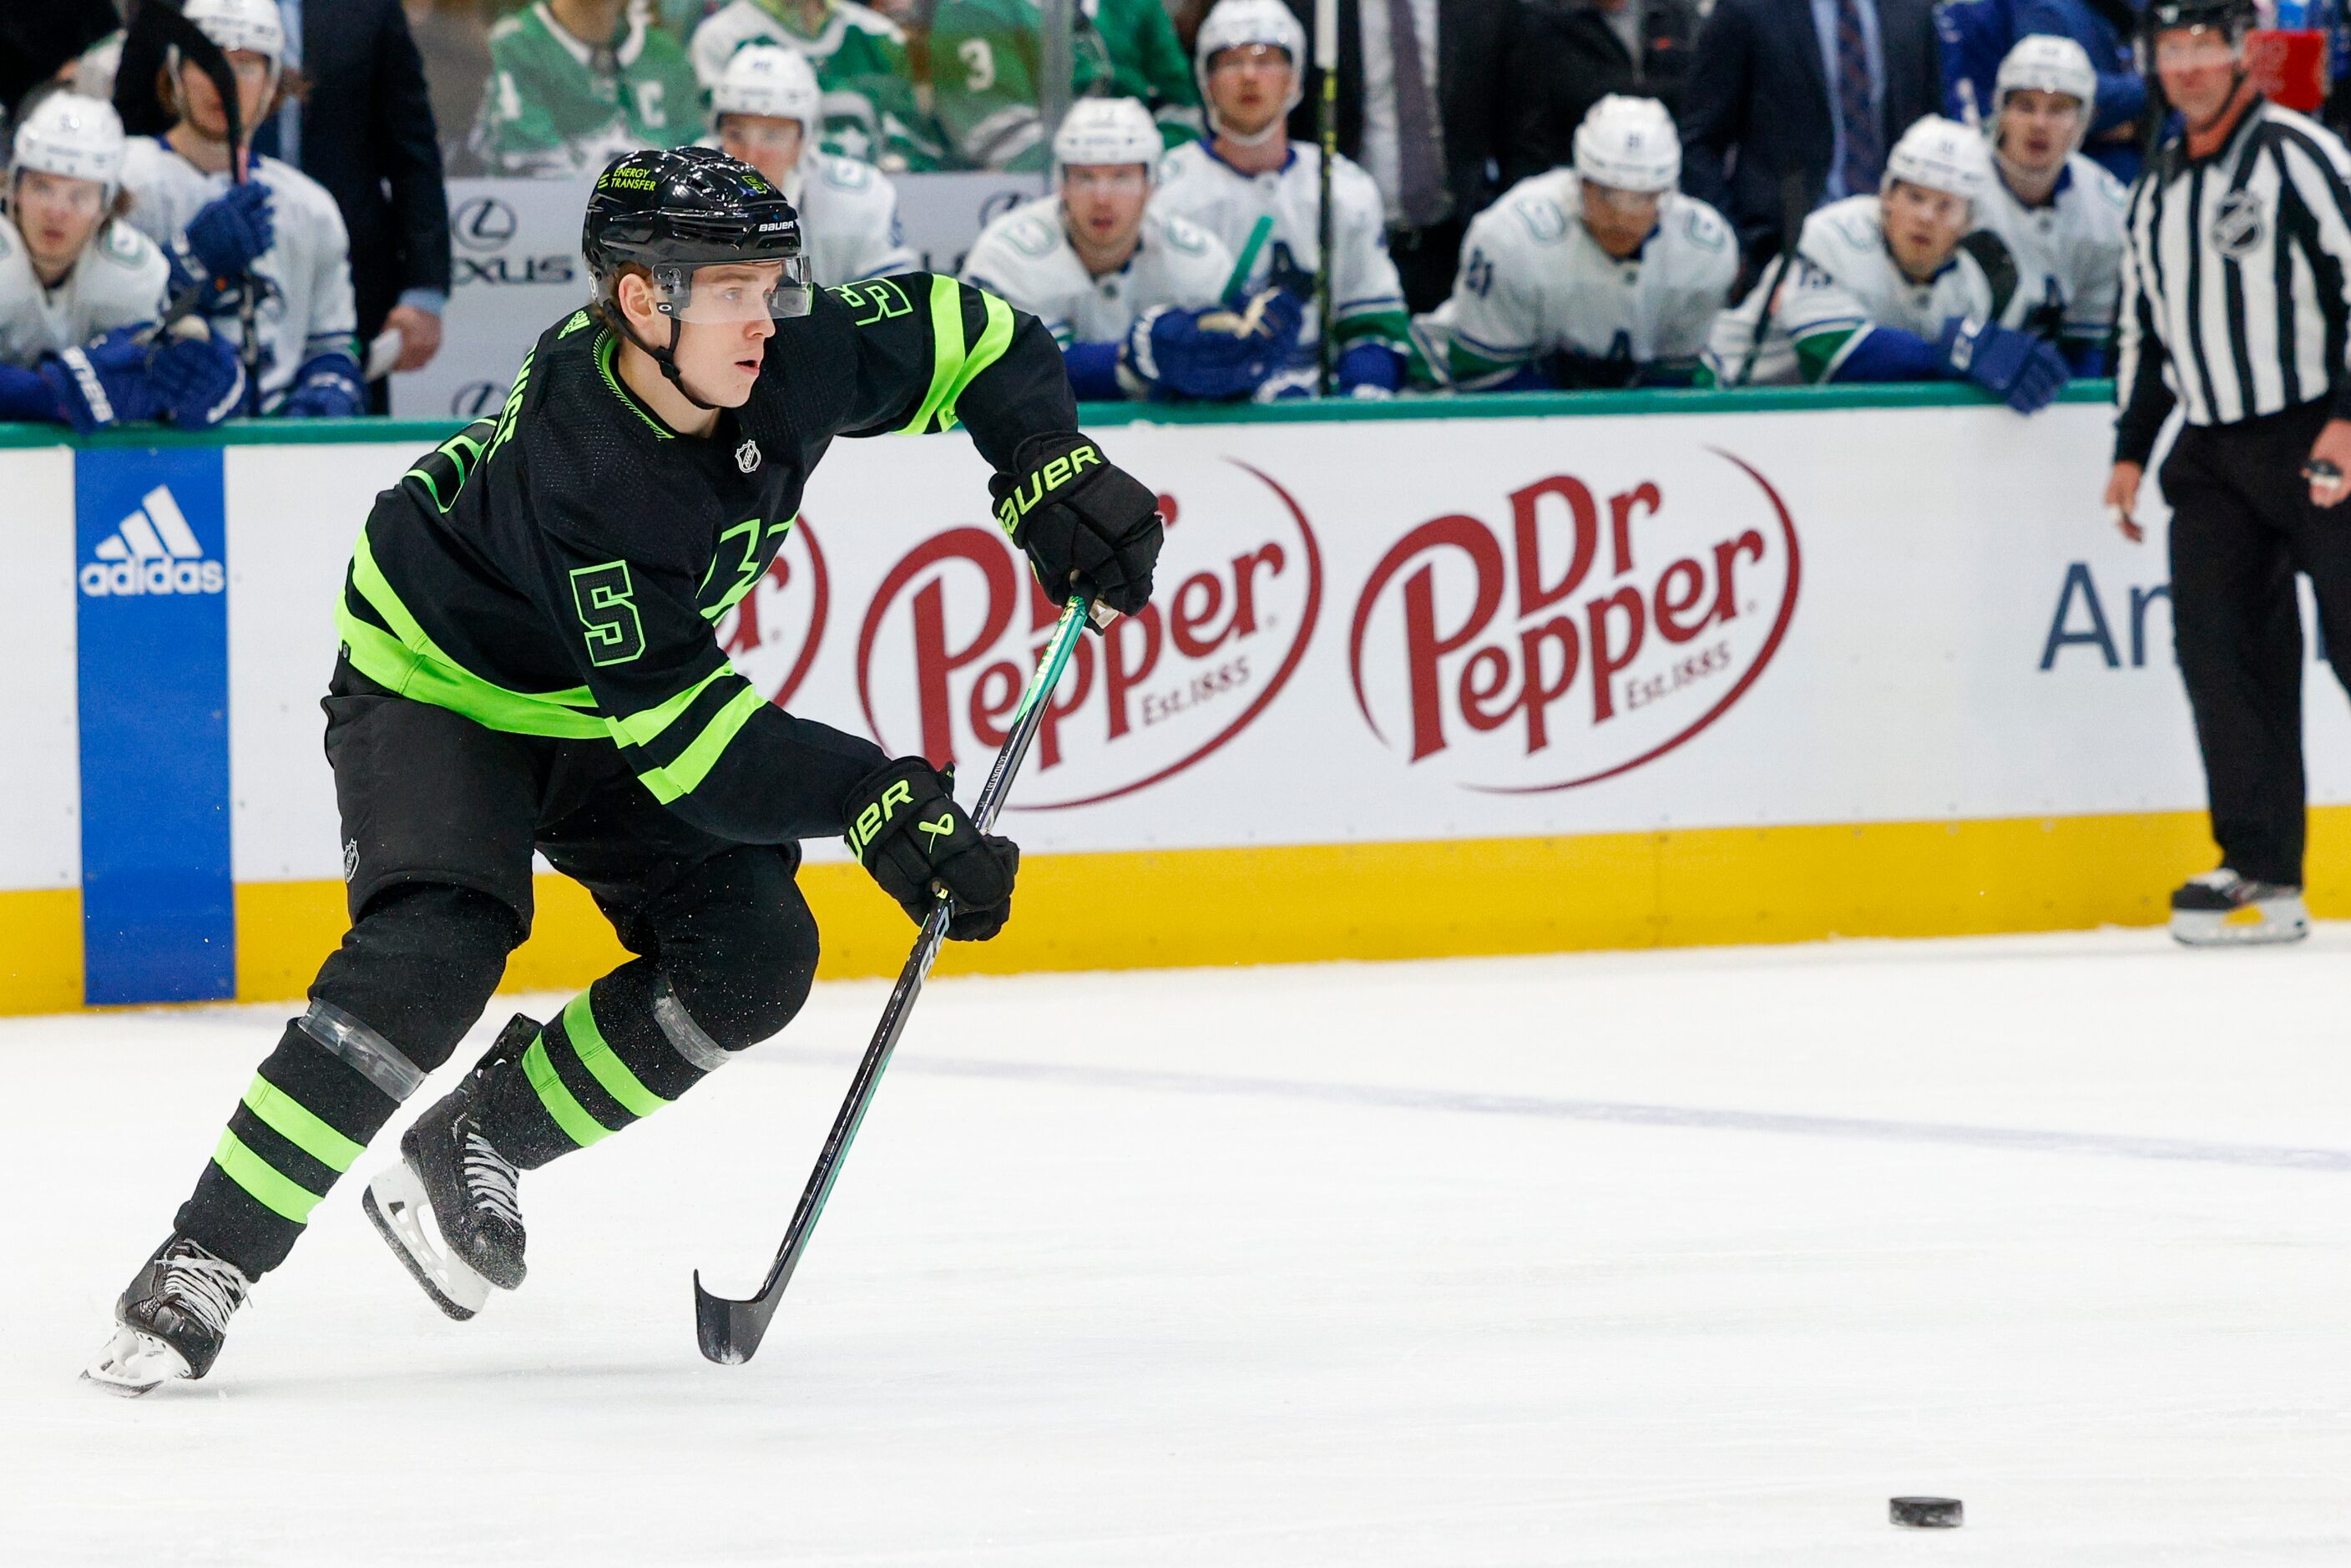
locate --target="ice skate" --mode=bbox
[83,1236,252,1397]
[2169,870,2310,947]
[363,1015,535,1320]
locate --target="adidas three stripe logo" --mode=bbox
[79,485,225,597]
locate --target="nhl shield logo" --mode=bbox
[736,439,761,474]
[2213,190,2266,260]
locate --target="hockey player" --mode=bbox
[929,0,1200,171]
[1701,115,2073,414]
[0,92,242,432]
[1976,34,2130,373]
[118,0,362,419]
[474,0,702,177]
[962,97,1295,402]
[690,0,947,172]
[1417,96,1737,391]
[710,46,914,286]
[83,145,1165,1395]
[1151,0,1409,397]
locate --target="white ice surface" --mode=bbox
[7,930,2350,1565]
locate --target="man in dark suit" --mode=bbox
[261,0,453,407]
[1679,0,1941,280]
[1501,0,1701,190]
[1279,0,1538,312]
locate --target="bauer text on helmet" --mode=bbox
[1196,0,1306,143]
[1574,96,1681,195]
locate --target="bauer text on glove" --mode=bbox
[990,433,1163,616]
[844,758,1020,941]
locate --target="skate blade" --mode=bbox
[2171,898,2311,947]
[363,1166,490,1321]
[82,1325,192,1397]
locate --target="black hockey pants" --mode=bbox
[174,663,822,1279]
[2160,398,2351,888]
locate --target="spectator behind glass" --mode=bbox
[1701,114,2071,415]
[118,0,367,418]
[475,0,703,176]
[0,89,245,433]
[1679,0,1944,281]
[1275,0,1536,313]
[928,0,1200,170]
[404,0,495,175]
[690,0,950,170]
[1419,94,1737,390]
[1501,0,1700,190]
[253,0,453,409]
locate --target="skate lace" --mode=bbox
[161,1244,250,1333]
[462,1130,523,1229]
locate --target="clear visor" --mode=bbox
[652,256,814,324]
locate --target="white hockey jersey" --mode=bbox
[958,194,1234,345]
[0,215,169,367]
[1420,173,1737,385]
[1704,195,1995,385]
[1150,141,1407,346]
[118,139,358,409]
[1976,154,2128,352]
[784,151,916,284]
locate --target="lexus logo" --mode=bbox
[453,196,519,252]
[975,186,1035,226]
[451,382,503,416]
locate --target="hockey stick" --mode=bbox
[1729,170,1817,387]
[693,592,1098,1365]
[1313,0,1338,397]
[135,3,245,350]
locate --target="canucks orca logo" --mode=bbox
[2213,190,2266,260]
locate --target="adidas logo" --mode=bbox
[79,486,225,598]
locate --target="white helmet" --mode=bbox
[713,45,819,127]
[1882,114,1993,206]
[1194,0,1307,141]
[1572,95,1680,194]
[1053,97,1160,178]
[10,93,128,200]
[183,0,286,62]
[1994,34,2096,154]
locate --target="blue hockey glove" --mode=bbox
[149,329,247,428]
[279,352,366,418]
[185,182,276,282]
[1938,316,2070,414]
[37,328,164,432]
[1122,287,1303,401]
[1335,339,1404,396]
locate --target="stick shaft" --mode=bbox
[695,596,1094,1361]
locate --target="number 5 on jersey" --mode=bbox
[571,561,645,665]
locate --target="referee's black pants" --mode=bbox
[2160,397,2351,886]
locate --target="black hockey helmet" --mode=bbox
[2145,0,2257,42]
[581,146,814,406]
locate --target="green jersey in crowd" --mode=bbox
[690,0,950,171]
[475,2,705,178]
[929,0,1199,170]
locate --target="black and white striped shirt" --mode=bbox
[2115,98,2351,464]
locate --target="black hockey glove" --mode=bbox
[843,758,1019,941]
[991,433,1163,617]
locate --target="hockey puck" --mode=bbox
[1889,1496,1963,1529]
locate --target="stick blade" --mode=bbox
[693,1269,776,1365]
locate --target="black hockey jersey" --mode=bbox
[336,274,1075,844]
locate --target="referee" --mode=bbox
[2105,0,2351,946]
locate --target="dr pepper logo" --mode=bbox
[857,460,1322,809]
[1348,450,1799,792]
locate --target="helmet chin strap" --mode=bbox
[607,301,721,411]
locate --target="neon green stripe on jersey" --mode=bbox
[898,276,969,435]
[560,991,669,1119]
[241,1075,366,1172]
[636,685,768,803]
[213,1129,326,1222]
[523,1033,612,1149]
[596,332,672,439]
[341,526,607,739]
[605,665,734,750]
[933,293,1016,435]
